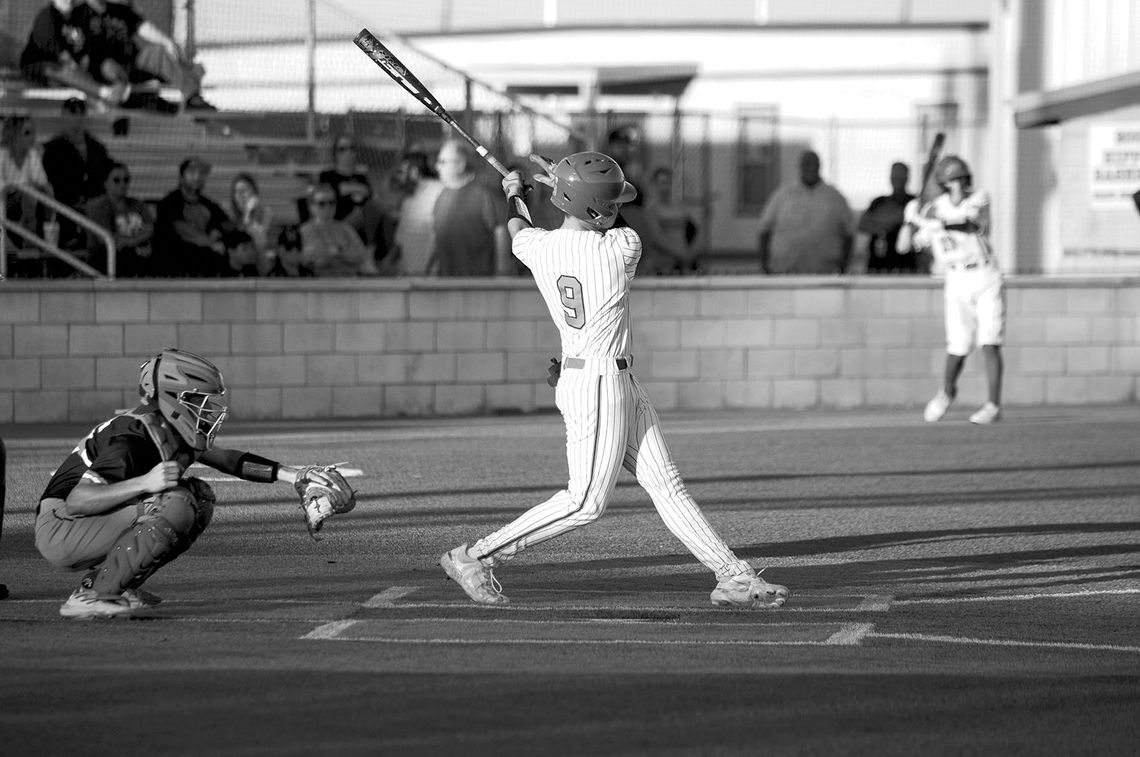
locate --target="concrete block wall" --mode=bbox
[1,276,1137,424]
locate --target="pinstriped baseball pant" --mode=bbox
[472,367,754,580]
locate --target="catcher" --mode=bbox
[33,347,356,620]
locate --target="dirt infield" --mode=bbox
[1,406,1138,756]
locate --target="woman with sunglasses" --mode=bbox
[299,183,371,276]
[85,161,154,277]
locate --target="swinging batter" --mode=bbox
[440,151,789,609]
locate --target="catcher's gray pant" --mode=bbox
[472,365,754,580]
[36,484,213,592]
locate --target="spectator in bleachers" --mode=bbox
[153,156,236,277]
[604,126,687,276]
[431,138,509,276]
[267,224,311,277]
[858,161,920,274]
[646,165,701,274]
[228,173,272,270]
[299,183,371,277]
[319,135,388,269]
[757,150,855,274]
[66,0,213,111]
[42,97,111,209]
[0,114,53,243]
[42,96,112,250]
[84,159,153,277]
[392,147,442,275]
[20,0,132,108]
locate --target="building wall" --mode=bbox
[1,276,1136,425]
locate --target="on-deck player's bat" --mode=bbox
[917,131,946,206]
[897,131,945,255]
[353,28,530,221]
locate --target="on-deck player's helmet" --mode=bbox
[139,348,228,451]
[547,152,638,230]
[935,155,972,187]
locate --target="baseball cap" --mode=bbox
[179,155,212,175]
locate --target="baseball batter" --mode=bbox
[898,155,1005,424]
[34,348,355,619]
[440,151,789,609]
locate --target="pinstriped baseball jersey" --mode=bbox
[469,223,755,581]
[513,226,640,358]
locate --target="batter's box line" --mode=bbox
[299,621,875,646]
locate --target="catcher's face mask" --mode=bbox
[178,389,228,450]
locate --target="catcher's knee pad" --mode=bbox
[139,479,214,539]
[90,516,182,596]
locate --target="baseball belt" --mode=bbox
[562,357,630,371]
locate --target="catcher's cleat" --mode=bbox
[121,587,163,611]
[59,588,132,619]
[710,571,789,609]
[969,402,1001,425]
[923,390,954,422]
[440,544,509,605]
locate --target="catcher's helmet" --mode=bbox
[139,348,228,451]
[935,155,972,186]
[547,152,637,230]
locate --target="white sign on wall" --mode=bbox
[1089,124,1140,208]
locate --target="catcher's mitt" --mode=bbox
[546,357,561,388]
[294,465,356,540]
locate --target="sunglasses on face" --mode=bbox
[336,144,355,152]
[313,198,336,206]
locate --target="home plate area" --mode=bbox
[301,585,888,647]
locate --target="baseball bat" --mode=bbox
[917,131,946,205]
[353,28,511,178]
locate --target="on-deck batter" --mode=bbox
[440,151,789,609]
[898,155,1006,424]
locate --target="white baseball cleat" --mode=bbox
[59,588,132,619]
[710,571,789,609]
[969,402,1002,425]
[923,390,954,422]
[121,587,163,611]
[440,544,509,605]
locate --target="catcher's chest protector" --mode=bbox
[123,407,196,470]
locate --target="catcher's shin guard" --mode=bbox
[90,484,213,596]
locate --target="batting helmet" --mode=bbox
[935,155,972,186]
[547,152,637,230]
[139,348,228,451]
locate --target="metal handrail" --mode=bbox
[0,184,116,280]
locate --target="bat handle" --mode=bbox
[478,148,509,178]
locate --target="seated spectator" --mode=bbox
[67,0,213,111]
[20,0,132,108]
[42,96,112,249]
[0,114,53,244]
[646,166,701,274]
[319,135,388,267]
[228,172,272,267]
[431,138,509,276]
[266,224,312,277]
[225,229,260,277]
[153,156,236,277]
[391,147,442,275]
[84,160,153,277]
[299,183,371,277]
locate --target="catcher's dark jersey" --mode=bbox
[40,410,252,505]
